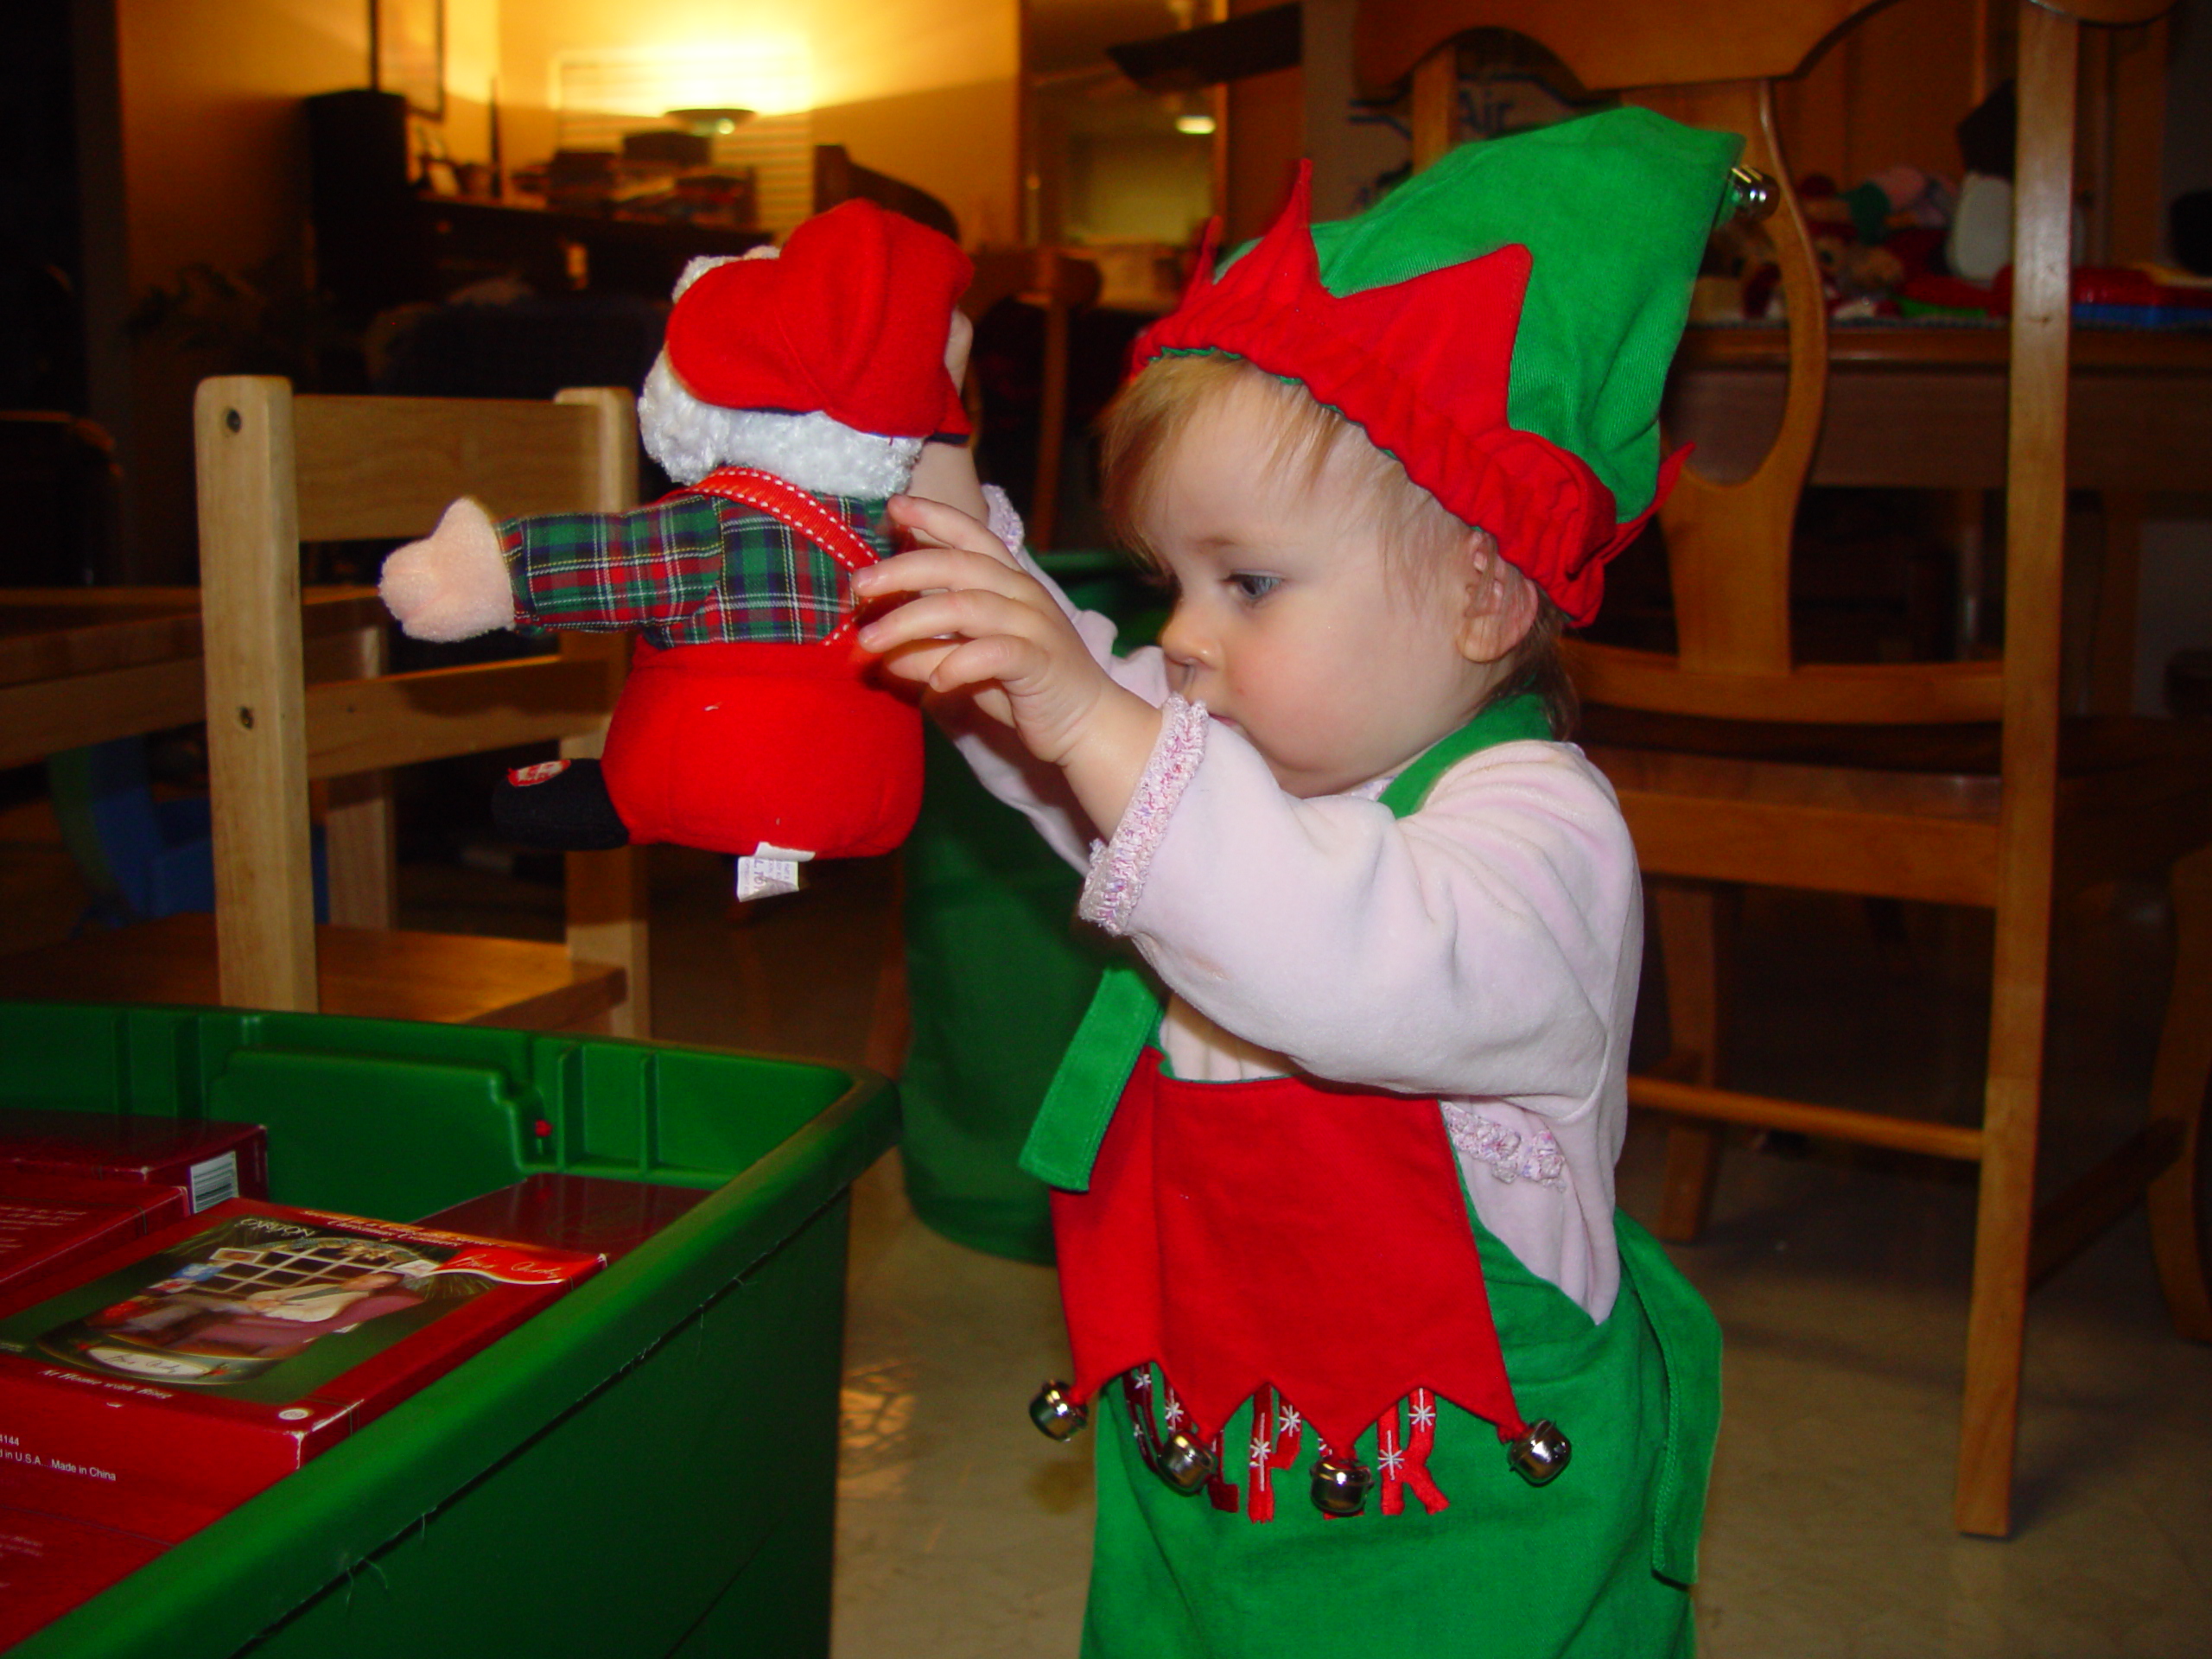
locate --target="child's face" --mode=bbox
[1138,385,1520,798]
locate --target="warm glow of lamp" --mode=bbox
[556,37,814,121]
[1175,112,1217,135]
[668,109,753,137]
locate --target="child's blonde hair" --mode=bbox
[1098,353,1575,738]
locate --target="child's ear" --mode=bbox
[1453,533,1540,665]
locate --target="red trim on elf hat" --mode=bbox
[665,198,973,442]
[1133,165,1672,625]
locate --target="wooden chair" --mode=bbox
[1357,0,2205,1536]
[0,380,651,1035]
[961,246,1105,551]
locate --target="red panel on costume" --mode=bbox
[1051,1050,1530,1452]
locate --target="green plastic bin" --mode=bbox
[1,1001,895,1659]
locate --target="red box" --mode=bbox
[0,1199,601,1542]
[419,1173,711,1262]
[0,1108,270,1212]
[0,1503,168,1649]
[0,1173,189,1297]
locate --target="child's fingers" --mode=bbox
[887,493,1020,568]
[906,632,1052,699]
[870,634,962,688]
[872,633,1025,734]
[851,546,980,601]
[852,544,1042,609]
[855,585,1050,657]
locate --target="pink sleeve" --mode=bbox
[1076,717,1638,1115]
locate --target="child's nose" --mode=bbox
[1159,603,1215,672]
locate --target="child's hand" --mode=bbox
[855,494,1160,832]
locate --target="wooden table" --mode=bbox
[0,588,387,772]
[1667,321,2212,490]
[1665,322,2212,704]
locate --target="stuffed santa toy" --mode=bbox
[379,199,973,899]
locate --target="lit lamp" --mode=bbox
[666,108,755,138]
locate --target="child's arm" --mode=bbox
[854,495,1162,836]
[903,439,989,524]
[902,311,991,524]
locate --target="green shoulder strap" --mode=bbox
[1018,695,1550,1191]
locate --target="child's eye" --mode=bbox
[1229,572,1281,602]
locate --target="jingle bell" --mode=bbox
[1727,164,1779,221]
[1029,1380,1089,1442]
[1309,1455,1375,1518]
[1507,1420,1572,1485]
[1152,1428,1219,1497]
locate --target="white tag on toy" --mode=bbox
[734,843,816,902]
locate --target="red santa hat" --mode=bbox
[664,198,973,441]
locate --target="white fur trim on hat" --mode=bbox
[639,353,925,498]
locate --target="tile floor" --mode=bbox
[3,799,2205,1656]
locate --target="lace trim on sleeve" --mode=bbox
[982,484,1025,556]
[1441,1103,1567,1188]
[1077,694,1207,935]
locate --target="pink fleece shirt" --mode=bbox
[950,541,1641,1321]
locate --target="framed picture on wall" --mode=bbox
[373,0,444,121]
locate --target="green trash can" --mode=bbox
[896,550,1164,1264]
[1,1000,894,1659]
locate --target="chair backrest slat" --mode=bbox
[293,395,610,543]
[1630,79,1825,680]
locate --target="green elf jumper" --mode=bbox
[1020,109,1745,1657]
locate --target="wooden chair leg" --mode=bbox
[1652,879,1736,1243]
[561,690,651,1039]
[2148,844,2212,1341]
[1956,1094,2039,1535]
[1955,875,2055,1537]
[323,771,397,929]
[863,851,912,1081]
[568,843,652,1039]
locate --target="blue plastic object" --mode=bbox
[45,739,325,926]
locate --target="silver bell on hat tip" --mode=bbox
[1309,1454,1375,1517]
[1029,1381,1088,1442]
[1153,1428,1219,1497]
[1508,1420,1572,1485]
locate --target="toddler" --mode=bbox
[855,108,1742,1657]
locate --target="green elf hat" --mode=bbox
[1132,107,1744,624]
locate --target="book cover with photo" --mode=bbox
[0,1199,601,1541]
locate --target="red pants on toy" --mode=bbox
[599,637,923,859]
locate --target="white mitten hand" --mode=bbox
[378,497,515,641]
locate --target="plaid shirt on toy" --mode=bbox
[499,488,892,649]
